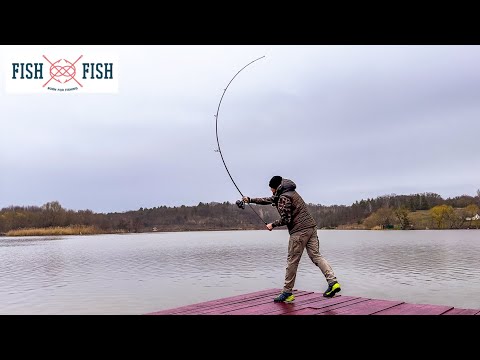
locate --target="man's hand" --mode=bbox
[266,223,273,231]
[242,196,250,203]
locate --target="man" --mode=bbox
[243,175,341,303]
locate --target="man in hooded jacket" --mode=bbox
[243,176,341,303]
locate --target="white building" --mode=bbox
[466,213,480,221]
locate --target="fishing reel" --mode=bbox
[236,200,245,209]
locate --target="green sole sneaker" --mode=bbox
[323,282,341,298]
[273,292,295,303]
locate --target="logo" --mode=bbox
[6,51,118,94]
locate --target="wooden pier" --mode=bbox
[146,288,480,315]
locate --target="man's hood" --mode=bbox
[276,179,296,196]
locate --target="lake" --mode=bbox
[1,229,479,314]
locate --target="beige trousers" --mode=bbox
[283,226,337,293]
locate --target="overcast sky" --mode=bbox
[1,45,479,213]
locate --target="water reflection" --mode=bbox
[0,230,479,314]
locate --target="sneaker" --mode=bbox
[273,292,295,303]
[323,282,341,298]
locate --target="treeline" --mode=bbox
[308,192,478,228]
[1,191,479,234]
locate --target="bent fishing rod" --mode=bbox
[214,56,267,226]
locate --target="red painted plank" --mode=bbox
[170,289,288,315]
[232,294,351,316]
[198,291,314,315]
[373,303,453,315]
[221,292,325,315]
[283,297,370,315]
[317,299,404,315]
[146,288,480,316]
[146,288,280,315]
[442,308,480,315]
[269,296,363,315]
[202,291,313,315]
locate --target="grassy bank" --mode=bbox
[5,225,103,236]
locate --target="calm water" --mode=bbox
[1,230,479,314]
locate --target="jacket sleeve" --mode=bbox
[249,196,274,205]
[272,196,292,227]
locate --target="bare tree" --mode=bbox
[395,207,411,230]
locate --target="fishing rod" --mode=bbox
[214,56,267,226]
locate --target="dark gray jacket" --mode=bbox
[250,179,317,234]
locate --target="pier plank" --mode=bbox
[147,289,479,315]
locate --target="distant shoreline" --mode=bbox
[4,225,105,237]
[2,226,258,237]
[2,196,478,235]
[2,226,479,237]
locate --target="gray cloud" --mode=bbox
[1,45,479,212]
